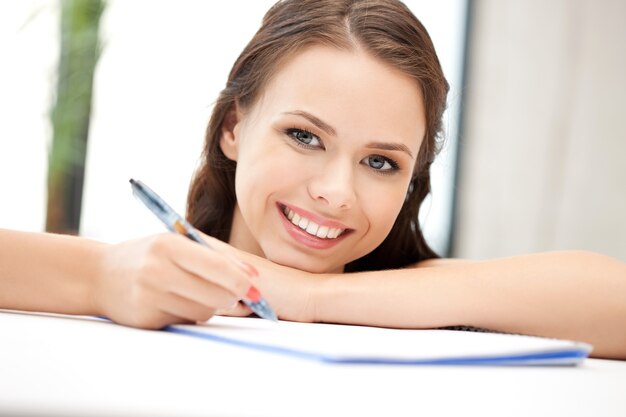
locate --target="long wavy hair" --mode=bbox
[187,0,449,271]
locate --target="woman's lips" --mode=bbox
[280,202,350,231]
[277,203,352,250]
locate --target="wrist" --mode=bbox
[311,272,343,323]
[89,240,112,317]
[262,260,326,323]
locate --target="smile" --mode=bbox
[282,206,346,239]
[277,203,352,250]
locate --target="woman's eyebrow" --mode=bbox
[282,110,337,136]
[365,142,414,159]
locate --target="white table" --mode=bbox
[1,310,625,417]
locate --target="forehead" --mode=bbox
[250,45,426,150]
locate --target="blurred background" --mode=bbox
[0,0,624,261]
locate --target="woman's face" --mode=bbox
[221,45,426,273]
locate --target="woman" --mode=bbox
[1,0,624,359]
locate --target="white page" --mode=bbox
[174,316,592,363]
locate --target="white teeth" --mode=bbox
[306,222,319,235]
[316,226,329,238]
[282,206,346,239]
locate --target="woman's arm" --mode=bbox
[312,251,626,359]
[230,247,626,359]
[169,240,626,359]
[0,229,253,328]
[0,229,103,315]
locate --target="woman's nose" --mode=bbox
[307,157,356,210]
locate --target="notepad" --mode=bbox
[166,316,592,366]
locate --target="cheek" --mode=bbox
[361,182,408,238]
[235,146,301,212]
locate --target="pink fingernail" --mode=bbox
[246,286,261,302]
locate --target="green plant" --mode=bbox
[46,0,104,234]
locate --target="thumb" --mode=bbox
[215,301,253,317]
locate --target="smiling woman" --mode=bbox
[188,4,446,273]
[0,0,625,360]
[218,45,430,274]
[219,47,425,272]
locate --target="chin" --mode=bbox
[265,250,344,274]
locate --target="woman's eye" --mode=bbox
[363,155,399,172]
[287,128,322,148]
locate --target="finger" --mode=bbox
[195,232,261,278]
[155,234,253,297]
[196,232,240,256]
[122,309,188,330]
[216,301,253,317]
[166,271,240,311]
[159,292,217,324]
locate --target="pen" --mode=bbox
[129,178,277,321]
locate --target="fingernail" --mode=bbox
[246,285,261,302]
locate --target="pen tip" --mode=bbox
[129,178,136,185]
[260,307,278,322]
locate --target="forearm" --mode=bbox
[315,251,626,359]
[315,264,467,329]
[0,229,105,315]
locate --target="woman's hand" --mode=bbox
[201,236,322,323]
[92,233,254,329]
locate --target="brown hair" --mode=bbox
[187,0,449,271]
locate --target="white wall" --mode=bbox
[0,1,57,232]
[455,0,626,261]
[0,1,467,254]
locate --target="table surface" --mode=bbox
[1,310,625,417]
